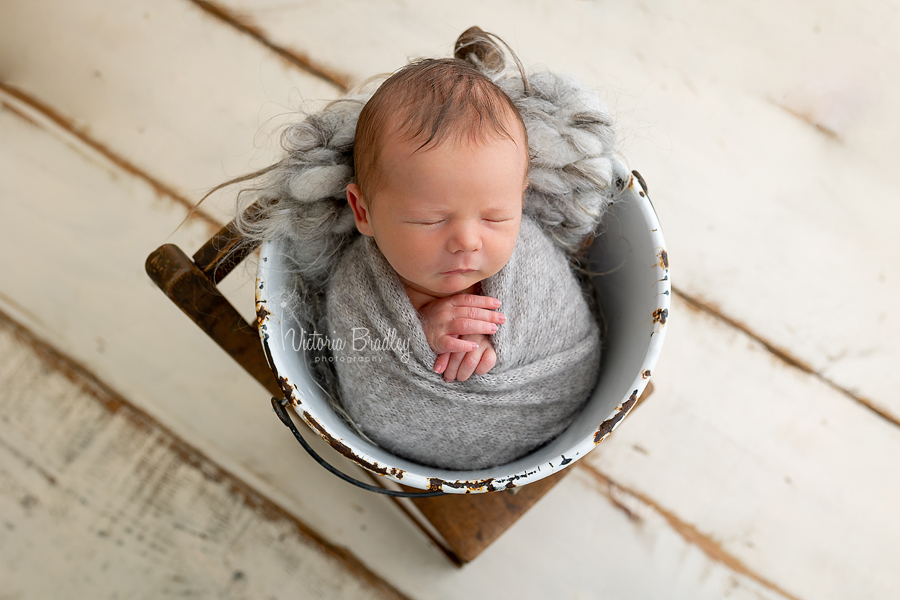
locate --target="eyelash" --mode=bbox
[409,218,512,225]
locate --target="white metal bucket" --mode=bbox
[256,172,670,493]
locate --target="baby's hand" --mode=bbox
[419,294,505,355]
[434,334,497,382]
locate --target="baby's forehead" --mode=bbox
[383,94,526,143]
[379,119,528,164]
[376,139,527,197]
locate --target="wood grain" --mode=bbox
[0,311,408,600]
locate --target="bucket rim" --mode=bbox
[256,172,670,493]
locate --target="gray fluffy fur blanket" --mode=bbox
[326,217,601,470]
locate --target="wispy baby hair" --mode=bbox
[353,57,528,203]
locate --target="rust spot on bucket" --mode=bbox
[437,478,496,492]
[642,369,651,379]
[658,249,669,269]
[632,170,648,196]
[256,304,271,328]
[594,390,639,444]
[277,376,294,401]
[420,476,502,493]
[653,308,668,325]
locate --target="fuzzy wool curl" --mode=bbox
[222,34,629,413]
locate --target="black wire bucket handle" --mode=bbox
[271,397,446,498]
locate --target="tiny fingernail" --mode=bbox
[490,324,498,333]
[498,314,506,324]
[471,343,478,350]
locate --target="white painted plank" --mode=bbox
[0,316,404,600]
[214,0,900,420]
[0,0,341,223]
[587,296,900,600]
[0,72,795,600]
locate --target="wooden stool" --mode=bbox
[145,213,652,564]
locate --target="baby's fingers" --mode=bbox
[455,348,484,382]
[434,336,479,354]
[433,352,450,375]
[457,306,506,326]
[452,294,502,310]
[473,345,497,376]
[442,351,466,383]
[448,317,501,336]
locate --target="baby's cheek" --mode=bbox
[494,231,519,266]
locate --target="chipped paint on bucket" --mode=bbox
[256,171,670,493]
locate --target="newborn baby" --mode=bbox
[326,58,601,470]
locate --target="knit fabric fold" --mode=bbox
[325,217,601,470]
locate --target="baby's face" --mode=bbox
[348,129,527,298]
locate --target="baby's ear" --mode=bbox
[346,183,375,237]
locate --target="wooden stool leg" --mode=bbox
[145,243,281,398]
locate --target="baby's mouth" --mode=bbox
[441,268,477,275]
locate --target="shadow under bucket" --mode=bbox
[257,172,670,494]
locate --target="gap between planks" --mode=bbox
[577,463,804,600]
[673,287,900,430]
[0,81,220,232]
[189,0,352,93]
[0,305,414,600]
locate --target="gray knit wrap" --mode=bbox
[325,217,601,470]
[230,49,628,450]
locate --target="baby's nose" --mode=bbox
[448,221,482,253]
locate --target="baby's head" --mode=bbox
[346,58,529,299]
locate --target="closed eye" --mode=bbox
[408,220,444,226]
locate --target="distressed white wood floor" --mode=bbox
[1,1,898,598]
